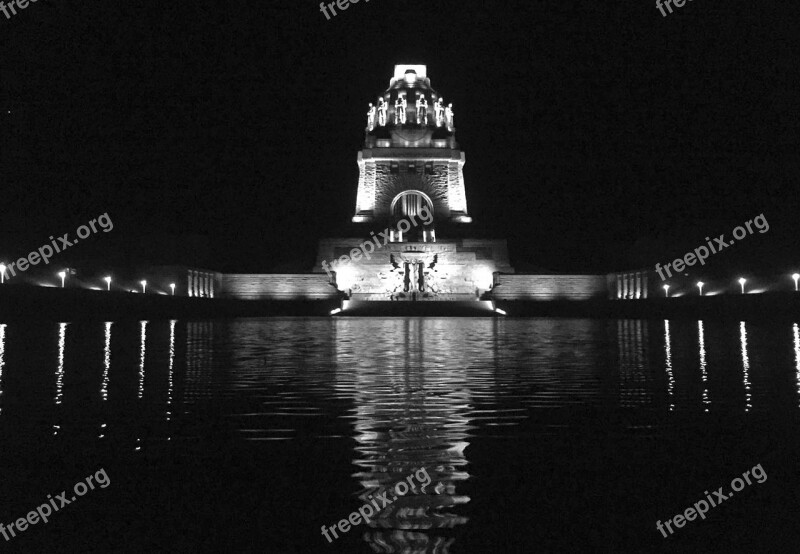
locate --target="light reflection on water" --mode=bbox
[741,321,752,412]
[167,319,175,428]
[138,320,147,400]
[699,320,709,411]
[0,323,5,415]
[1,317,799,551]
[99,321,112,439]
[102,321,112,401]
[53,322,67,436]
[618,320,651,408]
[55,322,67,406]
[795,323,800,408]
[664,320,674,411]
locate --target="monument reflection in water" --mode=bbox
[334,319,479,552]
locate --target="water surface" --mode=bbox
[0,318,798,552]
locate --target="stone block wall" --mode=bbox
[491,274,609,300]
[219,274,339,300]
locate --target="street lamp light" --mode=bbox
[140,280,147,294]
[169,283,175,296]
[663,284,669,298]
[738,277,746,295]
[793,273,799,292]
[104,276,111,291]
[58,271,66,288]
[0,263,6,284]
[697,281,704,296]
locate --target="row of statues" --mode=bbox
[367,96,454,131]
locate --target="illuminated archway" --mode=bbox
[390,190,434,219]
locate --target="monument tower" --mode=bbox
[316,64,513,302]
[352,65,472,227]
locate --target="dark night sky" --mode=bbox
[1,0,798,275]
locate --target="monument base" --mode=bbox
[338,299,498,317]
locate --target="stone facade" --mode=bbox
[219,274,338,300]
[143,265,222,297]
[188,269,219,298]
[491,274,609,300]
[316,239,513,300]
[609,270,651,299]
[354,150,469,223]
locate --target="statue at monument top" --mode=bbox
[416,95,428,125]
[445,103,454,131]
[362,66,458,143]
[377,98,388,126]
[394,96,407,125]
[434,98,444,127]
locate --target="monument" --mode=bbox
[207,64,618,308]
[315,65,514,302]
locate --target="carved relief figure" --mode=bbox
[366,103,376,131]
[386,255,406,299]
[407,262,421,292]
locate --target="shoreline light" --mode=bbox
[738,277,747,295]
[104,276,111,291]
[140,280,147,294]
[170,283,176,296]
[58,271,66,288]
[793,273,799,292]
[0,263,6,284]
[663,284,669,298]
[697,281,704,296]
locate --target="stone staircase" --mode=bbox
[337,299,497,317]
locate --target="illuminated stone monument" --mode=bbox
[316,65,514,301]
